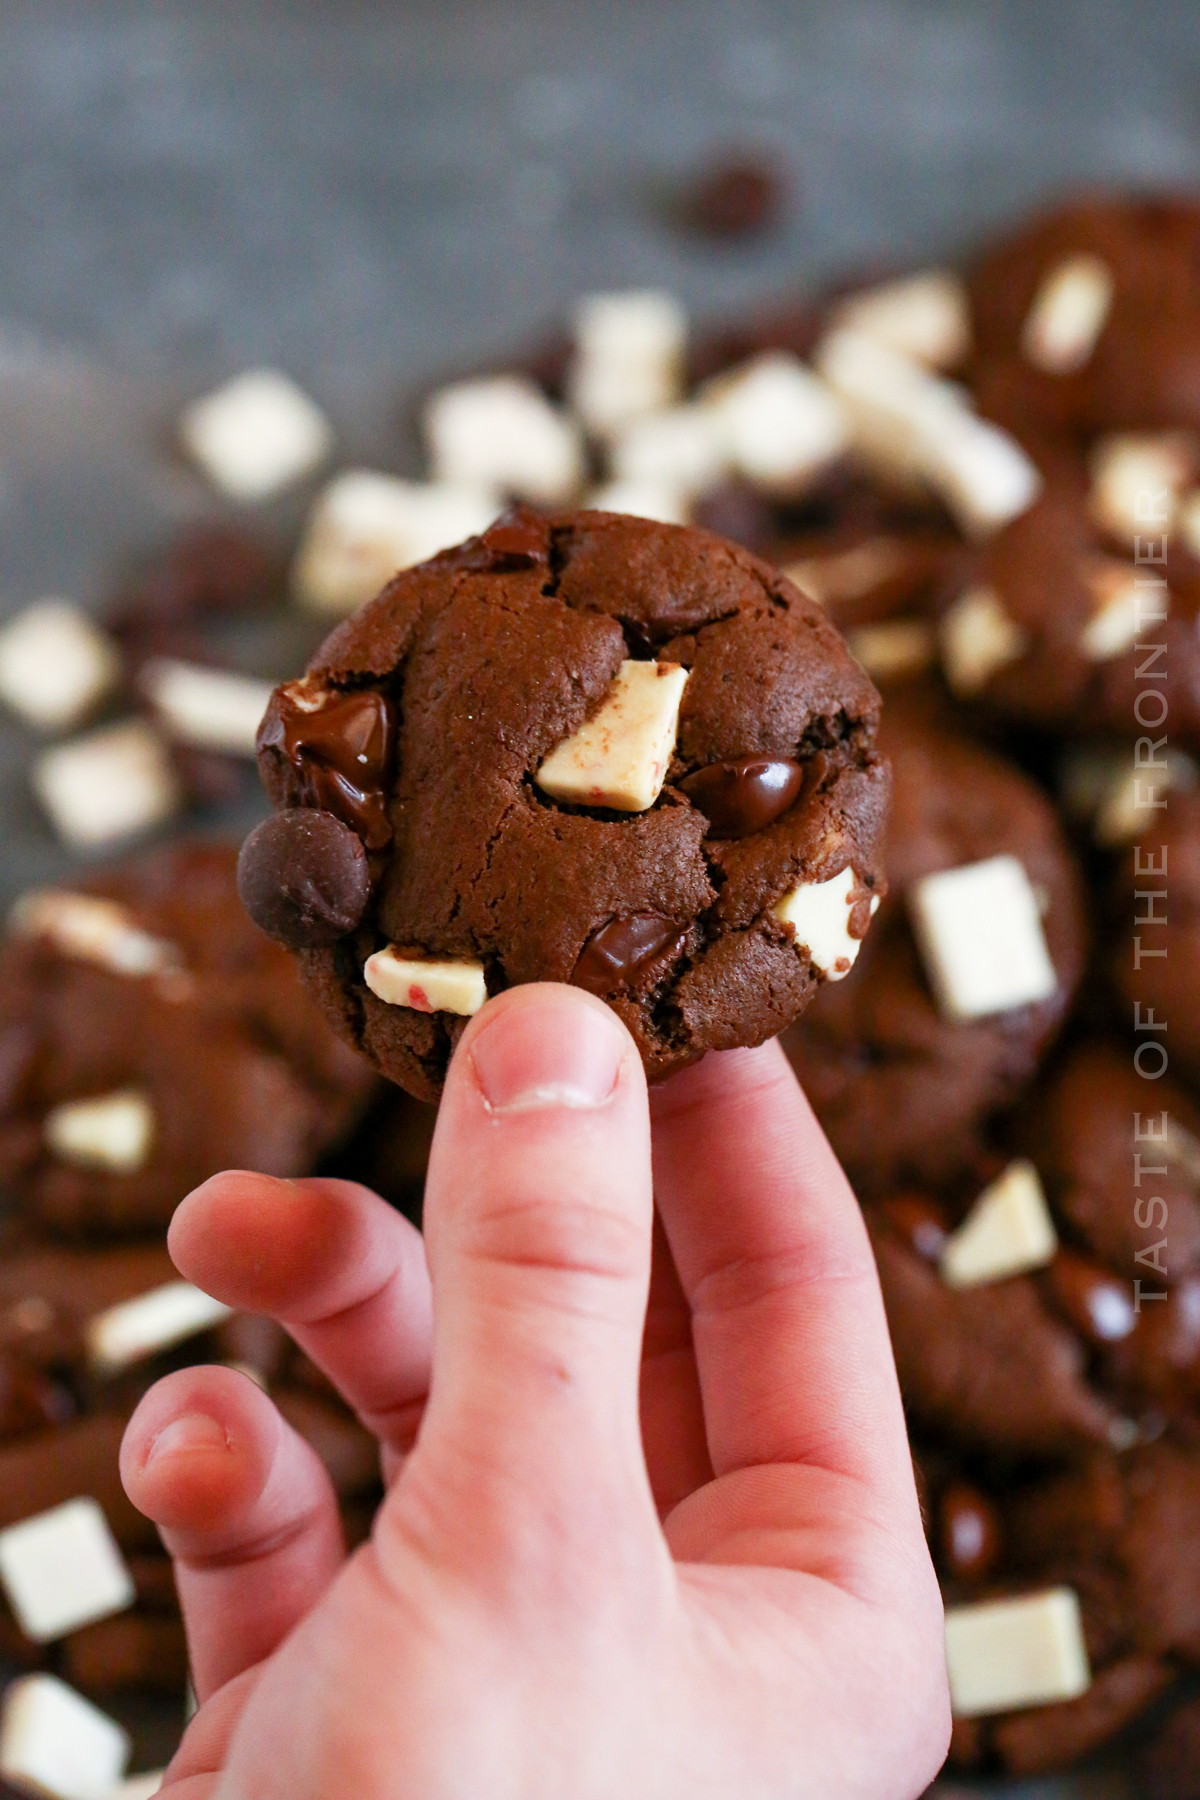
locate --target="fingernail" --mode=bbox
[471,994,626,1113]
[146,1413,228,1465]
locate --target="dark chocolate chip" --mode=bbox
[571,913,687,998]
[262,686,396,848]
[685,157,786,239]
[938,1482,1003,1582]
[879,1194,950,1262]
[479,505,552,569]
[237,809,370,949]
[1044,1250,1137,1345]
[679,756,804,838]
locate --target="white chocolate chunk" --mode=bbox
[1078,556,1148,660]
[0,1499,135,1643]
[909,854,1058,1021]
[44,1091,154,1175]
[105,1775,165,1800]
[1088,431,1195,544]
[293,471,501,616]
[815,328,1041,535]
[363,949,487,1017]
[0,601,121,733]
[1092,748,1199,847]
[829,268,972,369]
[846,618,935,681]
[180,368,333,501]
[0,1674,130,1800]
[945,1588,1091,1718]
[569,291,688,436]
[86,1281,234,1378]
[138,659,274,756]
[773,865,877,981]
[424,376,584,505]
[702,353,849,496]
[33,720,181,848]
[939,585,1028,696]
[536,660,688,813]
[585,480,690,524]
[940,1160,1058,1288]
[1020,254,1114,375]
[9,890,181,978]
[785,537,911,609]
[609,405,729,499]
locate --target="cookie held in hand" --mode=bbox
[244,508,890,1098]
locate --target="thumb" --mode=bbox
[407,984,656,1544]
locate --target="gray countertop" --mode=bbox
[3,2,1199,1791]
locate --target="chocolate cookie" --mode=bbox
[782,690,1086,1192]
[0,842,377,1235]
[246,508,889,1098]
[968,193,1200,434]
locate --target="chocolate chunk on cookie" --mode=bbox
[252,509,889,1097]
[782,690,1085,1192]
[0,843,377,1235]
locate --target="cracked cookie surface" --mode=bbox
[251,508,889,1098]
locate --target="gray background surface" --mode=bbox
[2,1,1199,1791]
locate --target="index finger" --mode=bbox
[650,1039,912,1505]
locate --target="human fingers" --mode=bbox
[640,1214,712,1515]
[121,1365,344,1699]
[169,1174,432,1454]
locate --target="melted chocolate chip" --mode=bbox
[880,1194,950,1262]
[938,1482,1002,1582]
[1045,1250,1137,1345]
[571,913,687,998]
[679,757,804,839]
[264,685,395,848]
[479,506,552,569]
[238,809,371,949]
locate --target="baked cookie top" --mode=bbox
[244,508,890,1097]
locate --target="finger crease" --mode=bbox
[175,1504,328,1575]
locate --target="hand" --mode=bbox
[121,983,949,1799]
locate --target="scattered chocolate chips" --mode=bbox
[679,756,804,838]
[1044,1249,1137,1345]
[237,809,371,949]
[571,913,687,998]
[938,1480,1003,1582]
[685,156,786,240]
[261,685,396,848]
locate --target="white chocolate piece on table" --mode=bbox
[829,268,972,369]
[908,853,1058,1021]
[9,890,181,978]
[33,720,181,847]
[940,1160,1058,1288]
[609,405,729,499]
[180,369,333,501]
[846,618,934,681]
[363,949,487,1017]
[0,1673,130,1800]
[1020,254,1114,375]
[0,1499,135,1644]
[138,659,274,757]
[703,352,849,496]
[568,291,688,436]
[0,601,121,733]
[815,328,1041,535]
[86,1281,235,1378]
[293,471,501,616]
[44,1091,155,1175]
[1078,557,1147,661]
[772,865,878,981]
[939,585,1028,696]
[423,376,584,505]
[1088,431,1194,544]
[536,660,688,813]
[585,480,690,525]
[785,537,911,608]
[945,1588,1091,1718]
